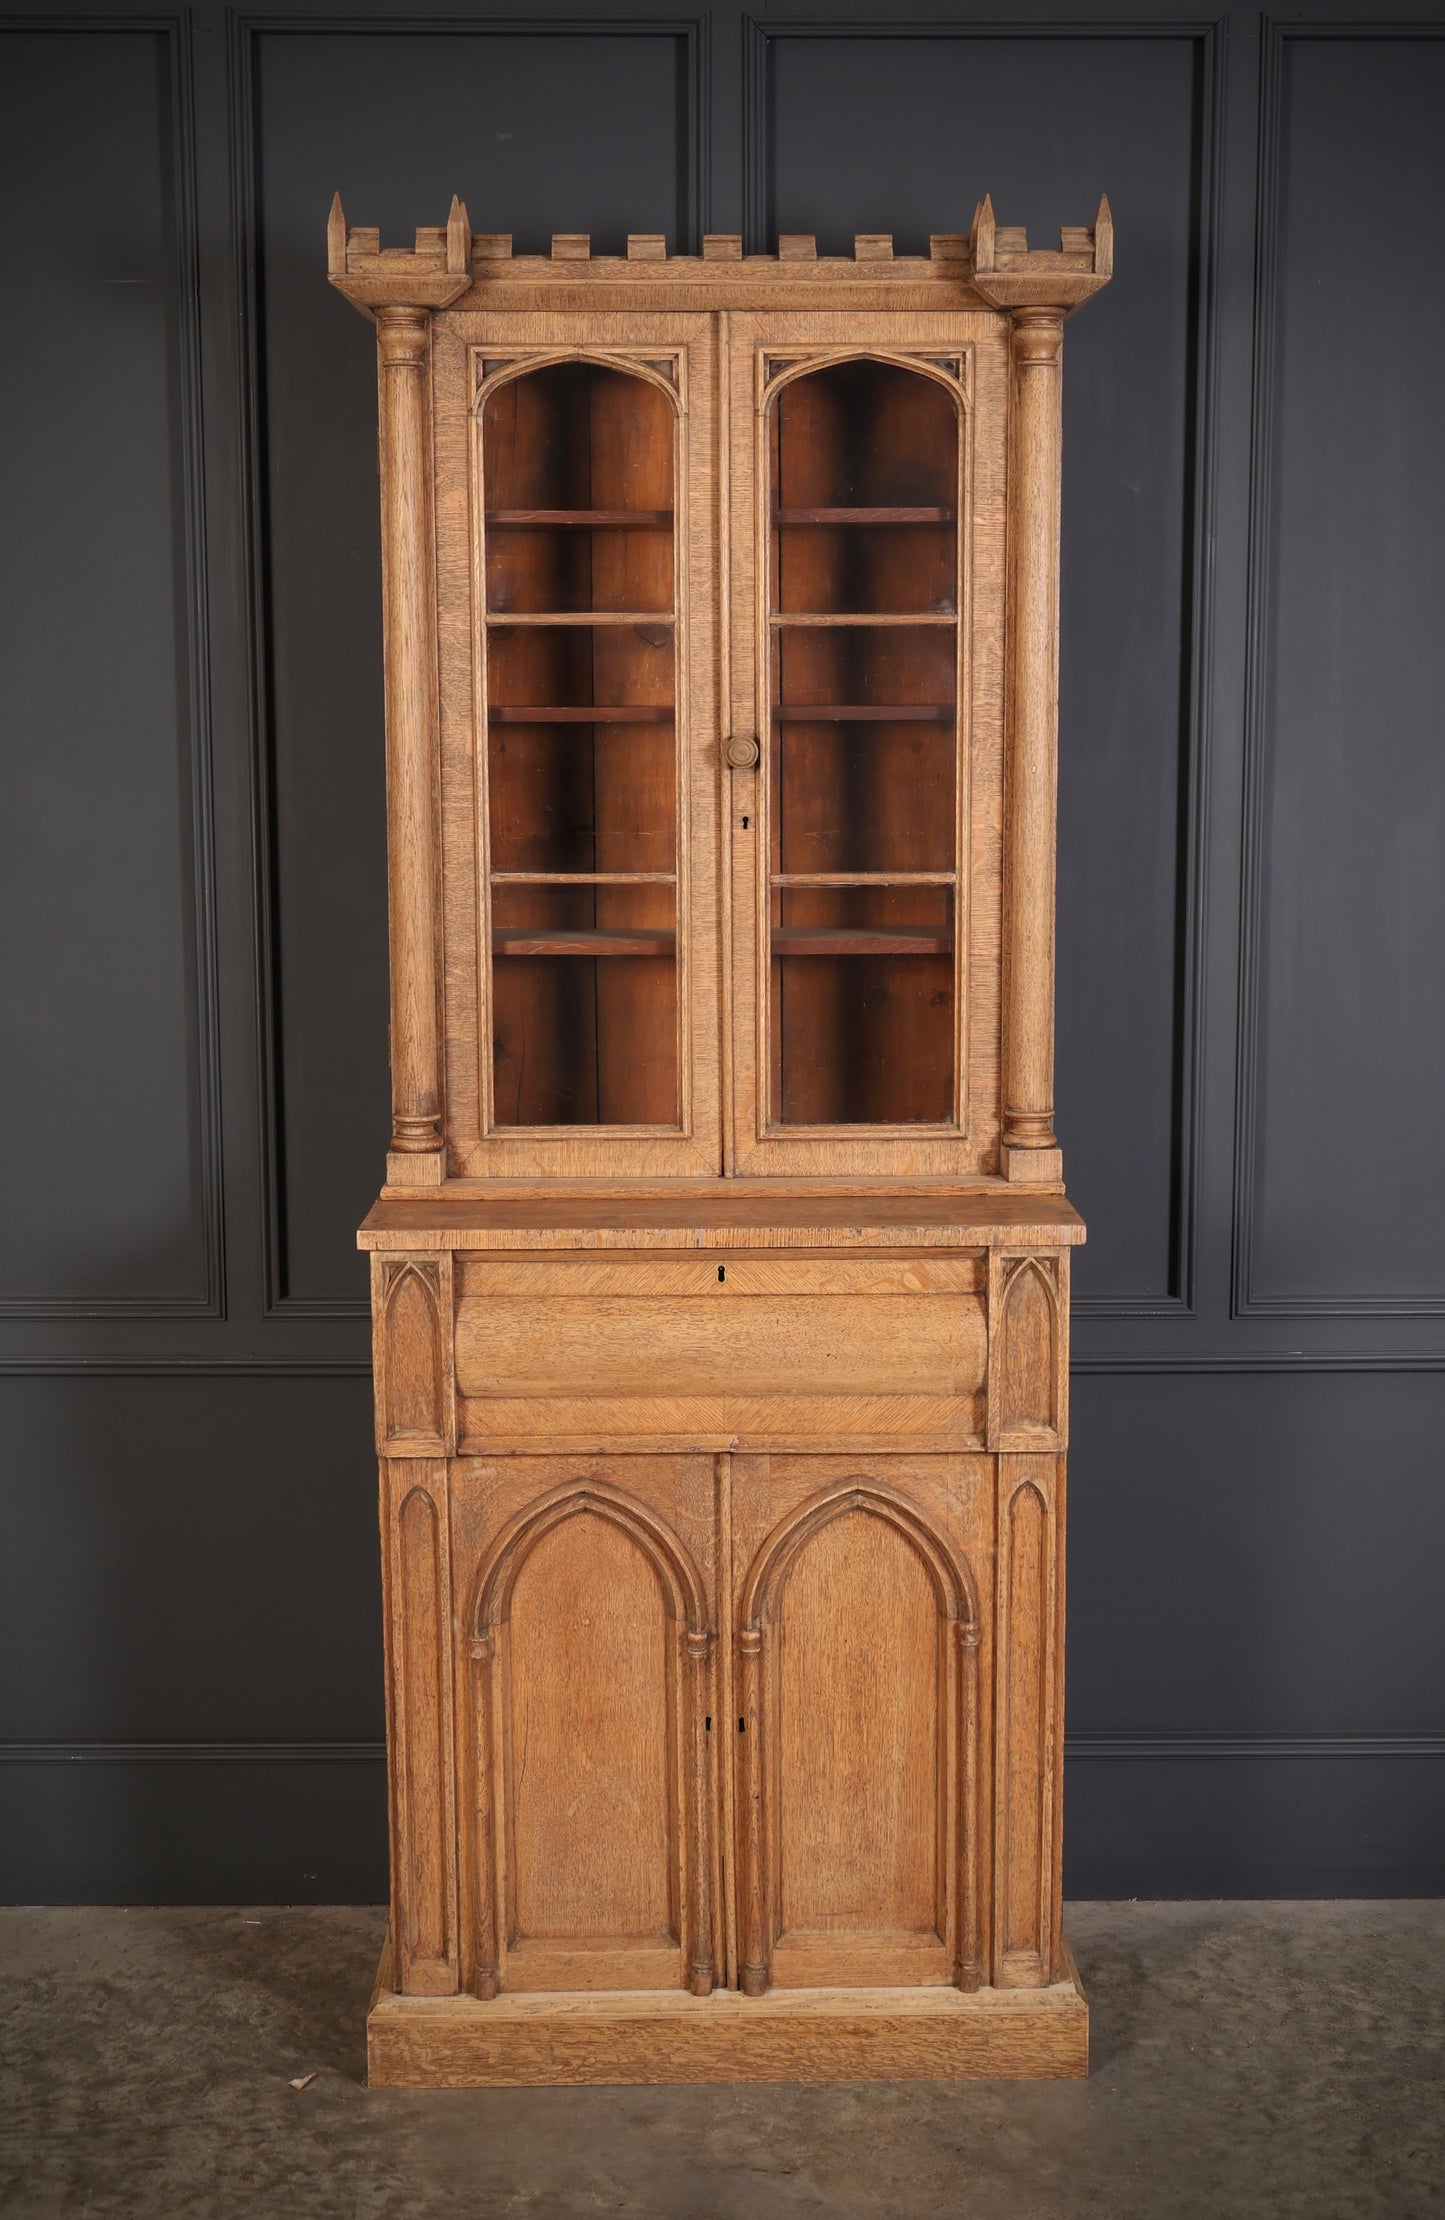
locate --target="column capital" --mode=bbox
[1010,307,1066,367]
[374,302,433,366]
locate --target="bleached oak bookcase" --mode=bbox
[330,190,1111,2087]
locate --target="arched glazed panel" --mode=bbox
[763,356,964,1128]
[479,359,680,1130]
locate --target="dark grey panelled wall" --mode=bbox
[1,1,1442,1903]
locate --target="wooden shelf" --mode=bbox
[770,612,955,628]
[493,871,676,886]
[488,706,674,723]
[772,705,952,722]
[493,928,675,959]
[771,927,951,957]
[774,507,953,525]
[771,873,953,887]
[487,612,675,628]
[488,509,673,526]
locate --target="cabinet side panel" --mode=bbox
[387,1460,458,1994]
[993,1459,1057,1988]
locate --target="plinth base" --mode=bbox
[366,1930,1088,2086]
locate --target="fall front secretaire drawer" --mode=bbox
[453,1253,986,1441]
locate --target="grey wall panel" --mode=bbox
[0,0,1441,1907]
[760,28,1208,1308]
[1068,1371,1445,1736]
[0,1754,387,1907]
[1066,1748,1445,1898]
[0,1377,380,1743]
[0,27,215,1312]
[249,26,701,1308]
[1242,32,1445,1311]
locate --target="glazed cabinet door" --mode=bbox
[430,312,721,1175]
[729,1455,991,1994]
[723,312,1010,1176]
[451,1455,721,1998]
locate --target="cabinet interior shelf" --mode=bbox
[771,927,952,957]
[771,872,953,887]
[492,871,675,885]
[769,612,955,628]
[774,507,954,525]
[486,611,675,628]
[488,705,673,723]
[772,704,951,722]
[493,928,675,958]
[487,509,673,525]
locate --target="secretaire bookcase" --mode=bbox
[329,191,1112,2087]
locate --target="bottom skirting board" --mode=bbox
[367,1931,1089,2086]
[1,1739,1442,1903]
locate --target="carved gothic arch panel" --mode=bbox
[465,1479,713,2002]
[375,1258,450,1454]
[736,1479,982,1999]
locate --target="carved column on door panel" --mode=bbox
[992,1458,1061,1988]
[686,1627,717,1995]
[1001,307,1065,1185]
[737,1626,768,1997]
[956,1615,984,1991]
[383,1458,459,1995]
[373,1253,455,1456]
[467,1628,500,1999]
[377,301,445,1182]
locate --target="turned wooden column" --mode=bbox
[1002,307,1066,1178]
[376,303,444,1169]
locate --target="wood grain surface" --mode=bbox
[342,195,1108,2083]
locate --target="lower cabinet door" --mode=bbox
[731,1455,991,1995]
[452,1455,720,1998]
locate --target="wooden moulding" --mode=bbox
[326,192,1112,317]
[357,1190,1088,1252]
[367,1927,1088,2086]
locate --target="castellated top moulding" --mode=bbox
[326,189,1114,315]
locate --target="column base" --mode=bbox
[1000,1144,1064,1186]
[385,1148,445,1189]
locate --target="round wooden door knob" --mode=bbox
[724,734,760,768]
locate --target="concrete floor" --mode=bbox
[0,1904,1441,2219]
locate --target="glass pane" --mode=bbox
[491,886,677,1127]
[767,362,962,1126]
[482,364,679,1127]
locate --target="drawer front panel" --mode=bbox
[455,1291,986,1402]
[456,1254,984,1298]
